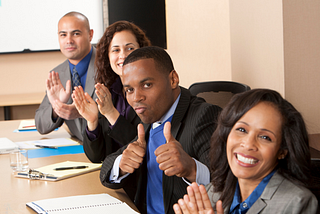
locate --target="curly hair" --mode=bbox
[209,88,311,208]
[95,21,151,88]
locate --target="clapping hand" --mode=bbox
[51,100,81,120]
[72,86,99,131]
[46,71,81,119]
[46,71,71,105]
[94,83,120,125]
[173,182,223,214]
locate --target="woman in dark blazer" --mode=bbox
[173,89,318,214]
[72,21,151,163]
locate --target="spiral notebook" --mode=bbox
[26,193,139,214]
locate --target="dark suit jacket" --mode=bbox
[207,171,319,214]
[82,104,141,163]
[100,87,222,214]
[35,47,96,141]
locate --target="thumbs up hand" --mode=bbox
[154,122,197,182]
[119,124,147,176]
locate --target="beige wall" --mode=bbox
[283,0,320,134]
[166,0,320,135]
[0,0,319,136]
[229,1,285,93]
[166,1,232,88]
[229,0,320,134]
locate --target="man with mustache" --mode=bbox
[100,46,222,214]
[35,11,96,141]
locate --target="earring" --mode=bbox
[278,155,285,160]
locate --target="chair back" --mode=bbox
[310,158,320,207]
[188,81,251,108]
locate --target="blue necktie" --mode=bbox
[72,66,81,88]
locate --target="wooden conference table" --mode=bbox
[0,120,138,214]
[0,92,45,120]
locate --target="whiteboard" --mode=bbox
[0,0,104,53]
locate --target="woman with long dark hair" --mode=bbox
[174,89,318,214]
[72,21,151,163]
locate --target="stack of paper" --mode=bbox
[0,138,19,154]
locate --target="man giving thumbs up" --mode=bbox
[100,47,221,214]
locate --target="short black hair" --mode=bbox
[123,46,174,74]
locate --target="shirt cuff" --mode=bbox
[109,115,121,129]
[86,123,100,141]
[51,111,58,122]
[109,154,130,183]
[182,158,210,186]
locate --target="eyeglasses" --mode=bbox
[27,169,54,180]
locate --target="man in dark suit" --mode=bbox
[35,12,96,141]
[100,46,221,214]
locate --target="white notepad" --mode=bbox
[15,138,79,150]
[0,138,19,154]
[26,193,139,214]
[16,161,101,181]
[18,119,36,131]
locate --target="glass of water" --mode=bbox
[10,150,29,172]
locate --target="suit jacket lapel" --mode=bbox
[170,87,190,138]
[57,60,73,104]
[163,87,191,214]
[127,107,137,123]
[143,123,151,135]
[85,46,96,98]
[247,172,284,214]
[59,60,71,86]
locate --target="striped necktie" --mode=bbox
[72,66,81,88]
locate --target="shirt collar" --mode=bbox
[68,46,93,77]
[152,93,181,129]
[229,169,276,214]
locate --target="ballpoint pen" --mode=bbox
[35,145,58,149]
[54,166,88,171]
[22,125,36,128]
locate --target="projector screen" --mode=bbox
[0,0,104,54]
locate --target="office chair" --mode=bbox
[188,81,251,108]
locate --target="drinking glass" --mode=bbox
[10,150,29,172]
